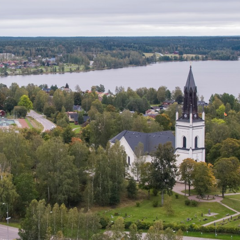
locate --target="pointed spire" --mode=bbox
[185,66,196,91]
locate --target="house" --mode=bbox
[73,105,82,111]
[67,112,78,124]
[42,88,51,94]
[110,130,175,175]
[0,110,6,117]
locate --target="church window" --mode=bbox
[195,136,198,148]
[183,136,186,148]
[128,156,131,166]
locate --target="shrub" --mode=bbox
[185,199,191,206]
[153,188,158,196]
[136,202,140,207]
[127,177,137,199]
[175,194,179,199]
[114,212,119,216]
[99,217,109,229]
[152,200,159,207]
[191,200,198,207]
[125,221,132,229]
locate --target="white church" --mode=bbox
[110,66,205,168]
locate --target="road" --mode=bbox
[28,110,55,132]
[0,224,19,240]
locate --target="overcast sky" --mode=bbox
[1,0,240,36]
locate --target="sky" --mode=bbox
[1,0,240,36]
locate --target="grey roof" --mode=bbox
[110,130,175,154]
[185,66,196,91]
[73,105,82,111]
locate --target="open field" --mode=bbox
[98,194,234,226]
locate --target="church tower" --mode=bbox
[175,66,205,165]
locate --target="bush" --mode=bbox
[185,199,191,206]
[191,200,198,207]
[127,177,137,199]
[114,212,119,216]
[152,188,158,196]
[152,200,159,207]
[136,202,140,207]
[125,221,132,229]
[175,194,179,199]
[99,217,109,229]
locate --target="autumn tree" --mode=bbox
[193,162,215,198]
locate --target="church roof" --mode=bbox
[110,130,175,154]
[185,66,196,91]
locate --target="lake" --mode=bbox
[1,60,240,102]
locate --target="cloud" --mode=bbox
[1,0,240,36]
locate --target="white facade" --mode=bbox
[115,136,152,179]
[175,112,205,165]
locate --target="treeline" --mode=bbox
[0,36,239,70]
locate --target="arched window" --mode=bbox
[183,136,186,148]
[195,136,198,148]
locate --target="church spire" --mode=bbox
[185,66,196,91]
[182,66,198,120]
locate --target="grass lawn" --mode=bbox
[98,194,234,227]
[27,116,44,131]
[222,195,240,212]
[184,231,239,239]
[69,122,81,133]
[0,222,20,228]
[181,188,240,196]
[25,118,33,128]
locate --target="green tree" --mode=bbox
[0,173,19,212]
[214,157,240,197]
[14,173,38,216]
[14,88,28,103]
[36,137,79,204]
[157,86,167,103]
[93,147,111,206]
[62,125,75,143]
[127,177,137,199]
[53,89,65,111]
[107,141,126,205]
[151,142,178,205]
[19,199,47,240]
[3,97,17,113]
[18,95,33,110]
[33,90,48,112]
[164,195,174,216]
[13,106,28,118]
[179,158,196,196]
[131,142,146,181]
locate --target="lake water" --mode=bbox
[1,60,240,102]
